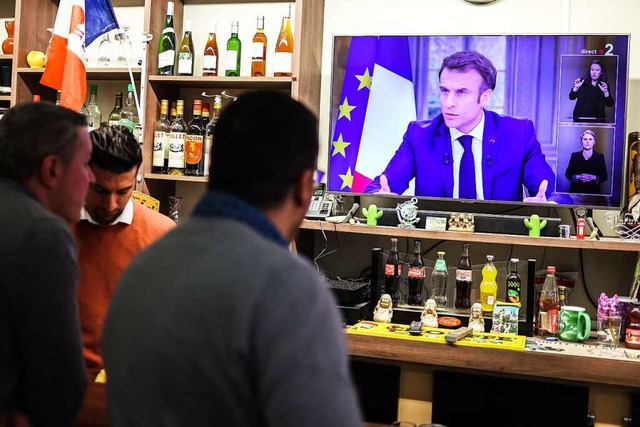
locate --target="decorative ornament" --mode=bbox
[362,204,383,226]
[524,214,547,237]
[396,197,420,229]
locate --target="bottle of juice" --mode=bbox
[480,255,498,313]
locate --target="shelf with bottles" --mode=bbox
[299,220,640,252]
[0,54,11,60]
[144,173,207,182]
[16,67,142,81]
[148,74,291,88]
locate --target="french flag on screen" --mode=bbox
[328,36,417,193]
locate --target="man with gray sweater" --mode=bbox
[103,91,363,426]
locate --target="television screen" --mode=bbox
[326,35,630,208]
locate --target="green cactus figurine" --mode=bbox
[362,204,383,226]
[524,214,547,237]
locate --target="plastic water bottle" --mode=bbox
[431,251,448,308]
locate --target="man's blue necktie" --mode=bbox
[458,135,477,199]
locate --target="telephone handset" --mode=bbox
[306,183,333,219]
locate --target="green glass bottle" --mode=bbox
[225,21,241,76]
[157,1,176,75]
[177,20,194,76]
[108,91,123,126]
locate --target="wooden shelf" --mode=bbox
[0,54,12,61]
[348,334,640,388]
[300,220,640,252]
[0,95,11,101]
[144,173,207,183]
[17,67,141,80]
[148,75,293,89]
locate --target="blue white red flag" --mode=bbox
[328,36,416,193]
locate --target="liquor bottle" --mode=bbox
[538,266,559,337]
[177,20,194,76]
[185,99,205,176]
[81,103,89,120]
[152,99,171,174]
[251,16,267,77]
[225,21,241,76]
[558,285,568,308]
[384,237,401,304]
[274,4,294,77]
[108,91,123,126]
[624,301,640,349]
[119,83,139,141]
[168,99,187,175]
[202,21,219,77]
[431,251,448,308]
[157,1,176,75]
[86,85,101,131]
[407,240,425,306]
[479,255,498,313]
[455,243,472,309]
[204,95,222,176]
[506,258,522,304]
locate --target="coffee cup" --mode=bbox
[559,305,591,342]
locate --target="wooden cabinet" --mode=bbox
[0,1,15,109]
[10,0,324,207]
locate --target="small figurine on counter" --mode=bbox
[373,293,394,323]
[524,214,547,237]
[396,197,420,229]
[420,298,439,328]
[409,320,423,336]
[469,302,485,332]
[448,212,474,232]
[362,204,383,226]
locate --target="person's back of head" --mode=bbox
[0,102,87,183]
[440,50,497,92]
[209,90,319,209]
[89,124,142,174]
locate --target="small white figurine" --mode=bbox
[469,302,485,332]
[373,293,394,323]
[420,298,439,328]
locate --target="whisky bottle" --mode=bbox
[177,20,194,76]
[204,95,222,176]
[251,16,267,77]
[168,99,187,175]
[152,99,170,174]
[202,21,219,77]
[185,99,205,176]
[274,4,293,77]
[108,91,123,126]
[225,21,241,76]
[86,85,101,131]
[157,1,176,75]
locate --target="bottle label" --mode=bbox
[158,50,175,68]
[273,52,292,73]
[168,132,185,168]
[153,131,167,167]
[385,263,402,276]
[162,27,175,36]
[203,55,217,71]
[252,42,265,60]
[408,267,425,279]
[626,328,640,343]
[184,134,203,164]
[456,269,472,281]
[507,280,521,303]
[540,309,559,333]
[225,51,239,71]
[177,53,193,74]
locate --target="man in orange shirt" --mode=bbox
[73,125,175,379]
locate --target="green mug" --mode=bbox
[559,306,591,342]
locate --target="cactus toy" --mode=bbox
[524,214,547,237]
[362,204,383,226]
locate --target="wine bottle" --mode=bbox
[225,21,241,76]
[152,99,170,174]
[202,21,219,77]
[185,99,205,176]
[108,91,123,126]
[177,20,194,76]
[251,16,267,77]
[204,95,222,176]
[274,4,293,77]
[168,99,187,175]
[86,85,101,132]
[157,1,176,75]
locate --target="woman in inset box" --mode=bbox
[569,59,614,123]
[565,129,608,194]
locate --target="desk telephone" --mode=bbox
[306,183,333,219]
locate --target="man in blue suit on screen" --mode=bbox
[365,50,555,203]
